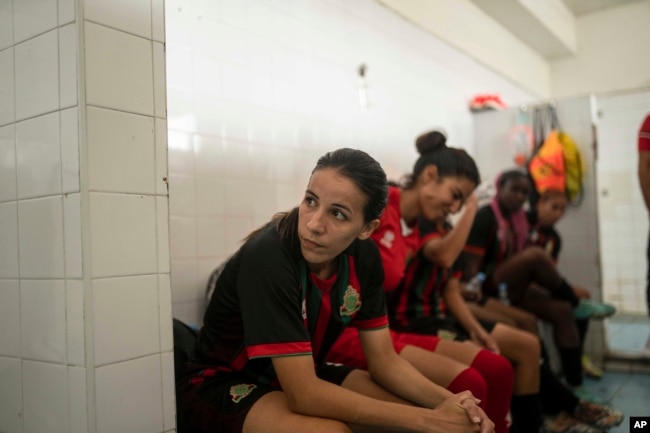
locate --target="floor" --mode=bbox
[582,315,650,432]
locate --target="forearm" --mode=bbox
[368,351,453,409]
[445,282,485,334]
[422,203,477,268]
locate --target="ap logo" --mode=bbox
[631,417,650,431]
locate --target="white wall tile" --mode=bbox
[171,300,205,329]
[15,112,62,199]
[192,55,223,98]
[85,22,154,115]
[192,135,225,176]
[68,366,88,433]
[168,175,195,215]
[93,275,160,365]
[157,196,171,273]
[0,125,16,202]
[169,216,196,258]
[60,107,80,193]
[58,0,75,25]
[63,193,82,278]
[159,274,173,352]
[167,130,194,174]
[0,280,20,357]
[20,279,66,363]
[89,193,157,278]
[0,202,18,278]
[14,30,59,120]
[153,41,167,118]
[170,259,200,303]
[0,2,12,50]
[59,24,78,109]
[0,356,23,433]
[196,217,226,257]
[195,177,225,216]
[23,360,69,433]
[155,118,169,195]
[161,351,176,431]
[95,355,163,433]
[18,196,65,278]
[66,280,85,366]
[0,48,14,126]
[152,0,165,43]
[87,107,155,194]
[85,0,151,39]
[13,0,57,43]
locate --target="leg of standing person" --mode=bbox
[644,230,650,356]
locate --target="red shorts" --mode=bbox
[326,327,441,369]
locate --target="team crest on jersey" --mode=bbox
[230,383,257,403]
[340,285,361,316]
[379,230,395,249]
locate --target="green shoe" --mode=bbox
[573,299,617,320]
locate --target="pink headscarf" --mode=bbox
[490,171,530,255]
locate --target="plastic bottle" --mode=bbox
[498,282,510,305]
[466,272,486,294]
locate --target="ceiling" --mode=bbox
[562,0,645,15]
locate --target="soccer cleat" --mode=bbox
[543,412,602,433]
[573,400,624,430]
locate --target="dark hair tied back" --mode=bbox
[406,130,480,188]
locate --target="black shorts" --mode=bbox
[176,363,354,433]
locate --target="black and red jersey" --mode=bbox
[526,211,561,262]
[462,205,513,276]
[389,219,460,327]
[194,222,388,387]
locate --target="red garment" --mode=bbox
[639,114,650,152]
[371,186,420,292]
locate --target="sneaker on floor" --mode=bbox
[570,386,607,404]
[543,412,602,433]
[573,400,624,430]
[573,299,617,320]
[581,355,603,379]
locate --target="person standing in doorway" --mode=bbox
[637,113,650,357]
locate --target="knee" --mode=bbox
[518,313,540,336]
[520,247,553,266]
[471,350,515,387]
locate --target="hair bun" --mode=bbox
[415,130,447,155]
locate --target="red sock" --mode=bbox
[470,350,515,433]
[447,367,487,410]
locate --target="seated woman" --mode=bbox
[176,148,493,433]
[399,211,622,433]
[460,170,616,401]
[528,188,615,378]
[327,132,516,433]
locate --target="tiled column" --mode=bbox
[0,1,174,432]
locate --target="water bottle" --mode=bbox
[466,272,486,295]
[498,282,510,305]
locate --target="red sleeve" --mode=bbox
[639,114,650,152]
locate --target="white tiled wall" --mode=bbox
[596,91,650,315]
[0,0,173,432]
[165,0,538,327]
